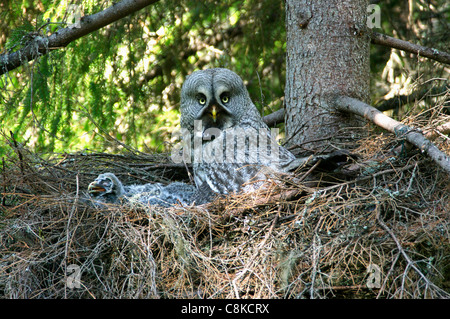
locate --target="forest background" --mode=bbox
[1,0,448,158]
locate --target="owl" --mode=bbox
[179,68,297,204]
[87,69,299,207]
[88,173,196,207]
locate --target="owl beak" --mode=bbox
[196,102,230,122]
[88,178,112,196]
[211,105,218,122]
[88,181,106,195]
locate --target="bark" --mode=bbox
[335,96,450,174]
[285,0,370,154]
[0,0,159,75]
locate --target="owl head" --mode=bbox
[88,172,125,201]
[180,68,264,134]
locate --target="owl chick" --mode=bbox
[179,68,297,203]
[88,173,195,207]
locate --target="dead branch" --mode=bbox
[425,121,450,140]
[334,96,450,174]
[0,0,159,75]
[263,109,285,127]
[371,32,450,65]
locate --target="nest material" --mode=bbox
[0,130,449,299]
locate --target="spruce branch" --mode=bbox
[371,32,450,65]
[0,0,159,75]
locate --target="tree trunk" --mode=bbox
[285,0,370,154]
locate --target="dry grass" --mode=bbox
[1,116,449,299]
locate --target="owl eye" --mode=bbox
[220,94,229,104]
[198,96,207,105]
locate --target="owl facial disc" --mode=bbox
[88,175,114,196]
[195,97,233,135]
[196,98,232,123]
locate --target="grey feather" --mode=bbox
[88,173,195,207]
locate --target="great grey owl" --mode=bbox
[87,68,300,207]
[178,68,297,204]
[88,173,196,207]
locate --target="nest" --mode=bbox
[0,128,449,299]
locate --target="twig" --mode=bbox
[309,234,321,299]
[377,252,400,299]
[232,213,279,298]
[64,173,80,299]
[425,121,450,140]
[376,206,449,298]
[296,158,322,182]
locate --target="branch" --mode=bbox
[0,0,159,75]
[263,108,285,127]
[263,104,450,140]
[371,32,450,65]
[334,96,450,174]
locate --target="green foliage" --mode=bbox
[0,0,448,157]
[5,21,35,50]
